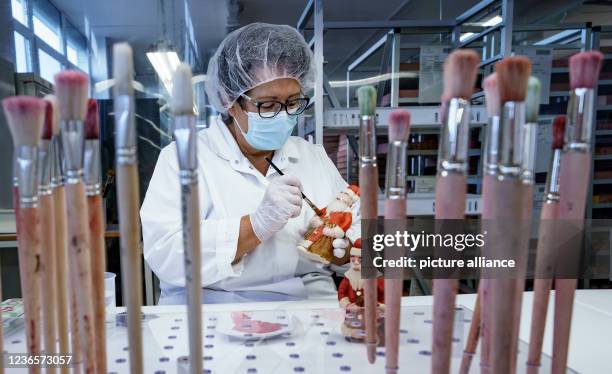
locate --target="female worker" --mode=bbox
[141,23,361,304]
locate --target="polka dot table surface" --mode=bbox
[3,305,572,374]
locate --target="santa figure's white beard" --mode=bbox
[327,198,349,213]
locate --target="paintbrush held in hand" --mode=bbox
[384,109,411,374]
[171,63,203,374]
[553,50,603,374]
[3,96,47,374]
[432,49,479,374]
[55,70,96,374]
[356,85,379,364]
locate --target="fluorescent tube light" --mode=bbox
[146,50,181,93]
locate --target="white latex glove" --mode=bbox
[332,238,350,258]
[250,175,303,242]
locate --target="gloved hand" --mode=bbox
[333,238,350,258]
[250,175,303,242]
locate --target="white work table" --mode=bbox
[4,290,611,373]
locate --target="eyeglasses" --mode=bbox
[240,94,310,119]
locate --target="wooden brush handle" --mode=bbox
[40,194,58,370]
[116,164,144,374]
[527,201,558,371]
[552,151,591,373]
[17,206,42,374]
[52,187,71,374]
[87,195,107,374]
[359,164,379,363]
[458,288,481,374]
[383,198,405,373]
[490,178,528,374]
[507,183,535,373]
[181,183,203,374]
[65,182,96,374]
[69,280,82,373]
[479,174,496,373]
[432,174,466,374]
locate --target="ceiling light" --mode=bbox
[481,15,502,27]
[146,50,181,93]
[460,32,476,42]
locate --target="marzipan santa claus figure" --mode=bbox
[297,185,360,264]
[338,239,385,343]
[338,239,385,309]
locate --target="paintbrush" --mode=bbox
[473,72,501,374]
[489,56,532,374]
[526,115,565,374]
[55,70,96,374]
[39,100,57,372]
[113,42,144,374]
[3,96,47,374]
[383,109,411,374]
[431,49,479,374]
[463,77,497,374]
[505,76,542,373]
[264,157,324,217]
[171,63,203,374]
[45,94,71,374]
[357,85,379,364]
[84,98,108,374]
[552,50,603,374]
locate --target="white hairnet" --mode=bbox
[205,23,316,114]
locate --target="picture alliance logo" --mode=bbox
[372,230,487,252]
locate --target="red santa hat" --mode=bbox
[346,185,360,203]
[350,238,361,256]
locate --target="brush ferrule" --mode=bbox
[60,119,85,183]
[498,101,525,177]
[359,115,377,165]
[51,135,65,187]
[180,170,198,186]
[115,95,137,165]
[15,145,39,208]
[544,148,562,202]
[521,121,538,185]
[173,115,198,174]
[565,88,595,152]
[385,141,407,199]
[84,139,101,196]
[438,98,470,175]
[483,115,501,175]
[37,139,53,195]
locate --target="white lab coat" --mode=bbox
[140,117,361,304]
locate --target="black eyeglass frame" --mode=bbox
[240,93,311,119]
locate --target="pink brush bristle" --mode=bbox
[496,56,532,103]
[483,73,500,118]
[54,70,89,121]
[552,116,566,150]
[2,96,47,146]
[442,49,480,100]
[569,51,604,90]
[85,99,100,140]
[41,101,54,140]
[388,109,411,143]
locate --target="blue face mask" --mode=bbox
[234,110,297,151]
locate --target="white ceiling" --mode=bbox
[50,0,612,82]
